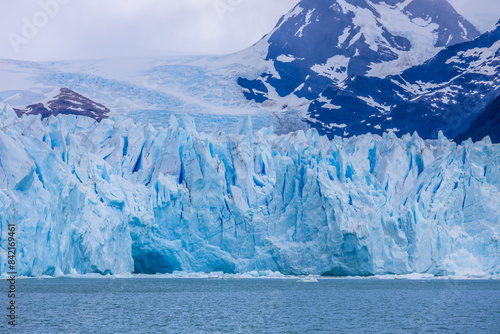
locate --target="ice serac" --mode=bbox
[0,110,499,277]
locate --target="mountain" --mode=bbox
[237,0,500,140]
[14,88,110,121]
[239,0,480,102]
[309,20,500,139]
[1,107,499,277]
[455,94,500,143]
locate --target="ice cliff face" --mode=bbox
[0,105,499,276]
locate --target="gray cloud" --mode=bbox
[449,0,500,31]
[0,0,498,61]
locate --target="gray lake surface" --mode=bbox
[1,278,499,333]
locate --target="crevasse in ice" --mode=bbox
[0,105,498,276]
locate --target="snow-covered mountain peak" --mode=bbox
[239,0,480,103]
[237,0,499,141]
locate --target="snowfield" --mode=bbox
[0,105,498,277]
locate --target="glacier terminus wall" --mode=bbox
[0,105,499,277]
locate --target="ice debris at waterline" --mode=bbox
[0,105,499,277]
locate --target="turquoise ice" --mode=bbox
[0,105,499,276]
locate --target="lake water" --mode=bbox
[1,278,499,333]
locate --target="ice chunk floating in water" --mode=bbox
[0,105,499,277]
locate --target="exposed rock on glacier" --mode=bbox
[0,105,499,276]
[14,88,110,122]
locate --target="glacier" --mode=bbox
[0,104,499,277]
[0,56,306,135]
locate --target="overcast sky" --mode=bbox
[0,0,498,61]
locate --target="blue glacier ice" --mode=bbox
[0,104,499,277]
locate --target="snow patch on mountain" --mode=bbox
[311,55,350,83]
